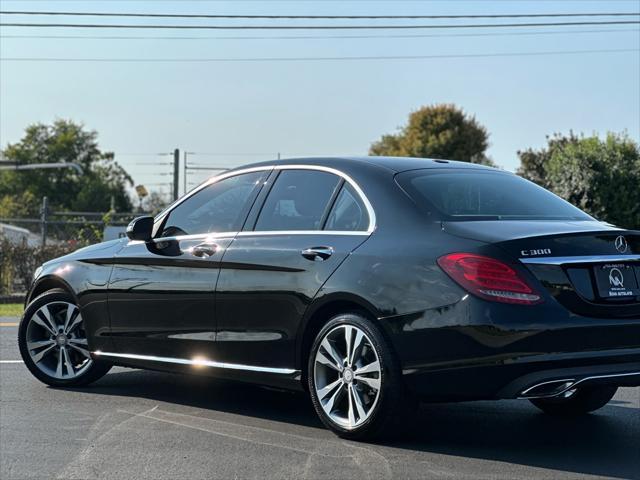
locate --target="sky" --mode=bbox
[1,0,639,200]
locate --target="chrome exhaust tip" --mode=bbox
[518,371,640,399]
[519,379,576,399]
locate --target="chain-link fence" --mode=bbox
[0,197,138,295]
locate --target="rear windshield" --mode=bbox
[396,170,593,221]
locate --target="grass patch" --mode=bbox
[0,303,23,317]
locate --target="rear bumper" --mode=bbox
[401,350,640,401]
[499,362,640,399]
[380,284,640,401]
[403,348,640,401]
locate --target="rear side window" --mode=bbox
[161,171,265,236]
[397,170,593,221]
[325,184,369,231]
[255,170,340,231]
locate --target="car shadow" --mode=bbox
[394,398,640,480]
[71,369,639,479]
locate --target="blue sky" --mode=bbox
[1,0,639,197]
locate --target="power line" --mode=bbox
[2,0,639,2]
[3,27,638,41]
[2,11,638,19]
[185,166,229,171]
[124,162,173,165]
[1,20,638,30]
[1,48,637,63]
[113,153,171,156]
[192,153,277,156]
[3,0,639,2]
[190,152,362,157]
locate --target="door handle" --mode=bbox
[191,242,219,258]
[301,246,334,262]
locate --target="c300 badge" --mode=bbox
[520,248,552,256]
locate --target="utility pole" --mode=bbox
[183,151,195,196]
[173,148,180,201]
[40,197,48,246]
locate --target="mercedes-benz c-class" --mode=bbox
[19,156,640,439]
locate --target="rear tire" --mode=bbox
[308,312,409,440]
[530,386,617,415]
[18,289,112,388]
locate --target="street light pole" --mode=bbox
[0,161,83,174]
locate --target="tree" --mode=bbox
[141,191,170,215]
[369,104,494,165]
[0,191,38,218]
[0,120,133,216]
[517,132,640,229]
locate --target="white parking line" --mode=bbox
[0,360,23,364]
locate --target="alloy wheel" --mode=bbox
[313,324,382,430]
[25,301,93,379]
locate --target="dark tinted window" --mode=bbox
[161,171,265,236]
[325,184,369,231]
[397,170,592,220]
[255,170,340,231]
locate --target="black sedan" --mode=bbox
[18,156,640,440]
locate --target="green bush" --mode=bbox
[0,239,75,294]
[517,132,640,229]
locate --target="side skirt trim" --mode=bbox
[93,351,299,375]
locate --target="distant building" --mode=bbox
[0,223,41,247]
[103,225,127,241]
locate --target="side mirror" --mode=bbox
[126,216,154,241]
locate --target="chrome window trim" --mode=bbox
[520,254,640,265]
[93,351,299,375]
[153,163,377,238]
[149,231,239,244]
[271,164,376,234]
[133,230,370,247]
[153,166,275,232]
[237,230,369,237]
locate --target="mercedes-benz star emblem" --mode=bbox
[614,235,628,253]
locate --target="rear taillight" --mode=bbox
[437,253,542,305]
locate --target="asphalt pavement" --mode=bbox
[1,317,638,480]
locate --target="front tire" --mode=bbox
[530,386,618,416]
[308,313,406,440]
[18,289,111,387]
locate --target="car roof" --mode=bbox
[228,156,498,174]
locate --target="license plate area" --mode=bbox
[593,263,640,300]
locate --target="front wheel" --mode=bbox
[18,289,111,387]
[529,386,618,416]
[308,313,407,440]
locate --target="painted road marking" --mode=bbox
[0,322,19,327]
[0,360,23,364]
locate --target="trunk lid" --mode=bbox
[443,220,640,318]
